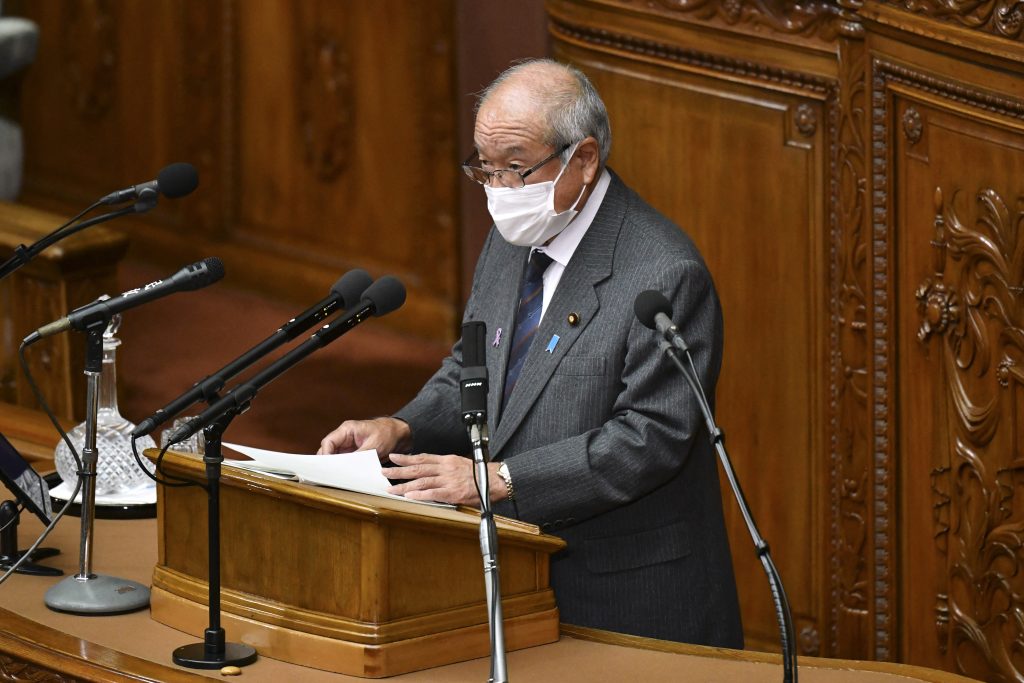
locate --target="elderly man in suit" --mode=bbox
[319,59,743,648]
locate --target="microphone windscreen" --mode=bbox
[461,321,487,367]
[194,257,226,287]
[157,162,199,199]
[634,290,672,330]
[364,275,406,316]
[332,269,373,308]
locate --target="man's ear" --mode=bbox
[576,137,601,184]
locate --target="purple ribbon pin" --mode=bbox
[492,327,503,347]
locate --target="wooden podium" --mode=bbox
[147,450,566,678]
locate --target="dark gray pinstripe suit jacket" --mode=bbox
[394,172,743,648]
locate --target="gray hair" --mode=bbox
[477,59,612,166]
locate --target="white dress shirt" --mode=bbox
[533,168,611,319]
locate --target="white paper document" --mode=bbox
[221,442,452,508]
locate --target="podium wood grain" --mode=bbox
[147,449,565,677]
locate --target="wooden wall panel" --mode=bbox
[871,34,1024,679]
[8,0,459,342]
[558,46,830,655]
[897,123,1024,678]
[549,0,1024,678]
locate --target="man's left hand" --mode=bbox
[383,454,505,506]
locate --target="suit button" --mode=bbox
[540,523,551,531]
[566,517,576,524]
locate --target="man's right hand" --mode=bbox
[317,417,412,459]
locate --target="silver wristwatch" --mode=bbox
[497,462,514,501]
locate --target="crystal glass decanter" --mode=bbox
[54,315,156,494]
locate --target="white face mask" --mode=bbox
[484,145,586,247]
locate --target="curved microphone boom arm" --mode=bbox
[0,205,135,282]
[634,289,797,683]
[0,162,199,283]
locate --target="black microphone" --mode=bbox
[24,257,225,344]
[634,290,688,352]
[460,321,488,424]
[131,268,373,438]
[100,162,199,207]
[166,276,406,445]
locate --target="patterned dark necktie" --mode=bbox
[502,250,554,411]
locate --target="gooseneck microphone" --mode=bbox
[166,275,406,445]
[633,289,798,683]
[132,269,373,439]
[24,257,225,345]
[0,162,201,283]
[460,321,488,424]
[100,162,200,207]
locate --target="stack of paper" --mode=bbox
[222,442,451,508]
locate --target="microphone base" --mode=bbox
[44,573,150,615]
[173,639,257,670]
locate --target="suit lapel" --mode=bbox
[491,174,627,456]
[484,240,529,428]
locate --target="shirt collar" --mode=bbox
[536,168,612,268]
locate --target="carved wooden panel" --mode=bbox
[0,653,76,682]
[587,0,845,47]
[554,0,1024,672]
[831,35,874,661]
[881,0,1024,41]
[879,57,1024,680]
[230,0,458,338]
[549,2,838,654]
[8,0,459,342]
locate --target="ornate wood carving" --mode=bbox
[296,27,354,183]
[795,103,818,136]
[915,185,1024,680]
[0,653,76,682]
[883,0,1024,41]
[836,0,867,36]
[800,622,822,656]
[605,0,843,41]
[548,14,833,98]
[60,0,117,121]
[874,57,1024,677]
[831,36,873,658]
[902,106,923,145]
[931,465,952,653]
[869,55,897,662]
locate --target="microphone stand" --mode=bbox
[44,325,151,614]
[171,407,257,669]
[464,414,508,683]
[0,205,138,282]
[659,341,797,683]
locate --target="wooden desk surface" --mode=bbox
[0,513,982,682]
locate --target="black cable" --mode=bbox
[0,341,89,585]
[131,436,206,491]
[51,199,104,238]
[0,200,108,282]
[19,340,82,473]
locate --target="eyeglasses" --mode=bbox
[461,142,572,189]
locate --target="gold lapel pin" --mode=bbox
[567,312,580,327]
